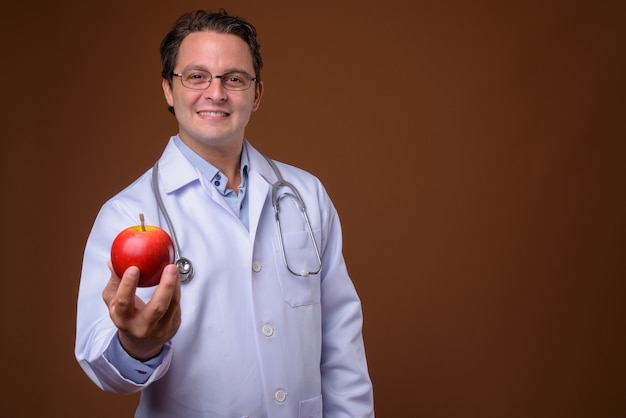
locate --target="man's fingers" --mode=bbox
[118,265,141,292]
[102,261,123,304]
[144,265,180,323]
[106,266,140,319]
[104,264,180,343]
[159,264,182,329]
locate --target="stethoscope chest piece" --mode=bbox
[176,257,194,283]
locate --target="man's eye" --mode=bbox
[188,73,207,80]
[226,76,244,83]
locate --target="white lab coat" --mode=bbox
[75,138,374,418]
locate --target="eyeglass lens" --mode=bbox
[178,70,254,90]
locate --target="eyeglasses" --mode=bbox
[172,69,257,91]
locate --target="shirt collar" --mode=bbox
[172,135,249,194]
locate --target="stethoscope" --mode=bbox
[151,156,323,283]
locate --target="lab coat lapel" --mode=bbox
[245,141,277,242]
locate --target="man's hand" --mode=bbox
[103,262,182,361]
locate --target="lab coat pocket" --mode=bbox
[298,394,323,418]
[273,230,321,307]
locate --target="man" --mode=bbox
[75,9,374,417]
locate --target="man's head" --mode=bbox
[160,10,263,90]
[160,10,264,153]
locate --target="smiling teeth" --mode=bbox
[199,111,228,117]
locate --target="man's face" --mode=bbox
[162,31,263,154]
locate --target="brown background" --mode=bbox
[1,0,624,417]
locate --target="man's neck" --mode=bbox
[180,136,245,192]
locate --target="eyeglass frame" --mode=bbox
[171,69,258,91]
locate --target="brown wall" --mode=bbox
[2,0,624,416]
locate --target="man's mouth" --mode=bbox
[198,111,229,117]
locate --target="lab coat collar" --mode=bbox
[157,137,278,193]
[157,138,202,193]
[156,136,278,239]
[244,140,280,186]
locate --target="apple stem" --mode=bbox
[139,213,146,232]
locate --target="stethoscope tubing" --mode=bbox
[152,162,195,282]
[151,155,323,284]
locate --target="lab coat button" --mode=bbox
[274,389,287,403]
[262,324,274,337]
[252,261,262,272]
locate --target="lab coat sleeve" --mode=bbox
[75,191,173,394]
[317,185,375,417]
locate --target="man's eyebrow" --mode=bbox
[180,64,209,72]
[180,65,251,74]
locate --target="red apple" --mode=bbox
[110,214,175,287]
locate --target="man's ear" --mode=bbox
[162,78,174,107]
[252,81,264,111]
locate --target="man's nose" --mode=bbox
[204,77,227,101]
